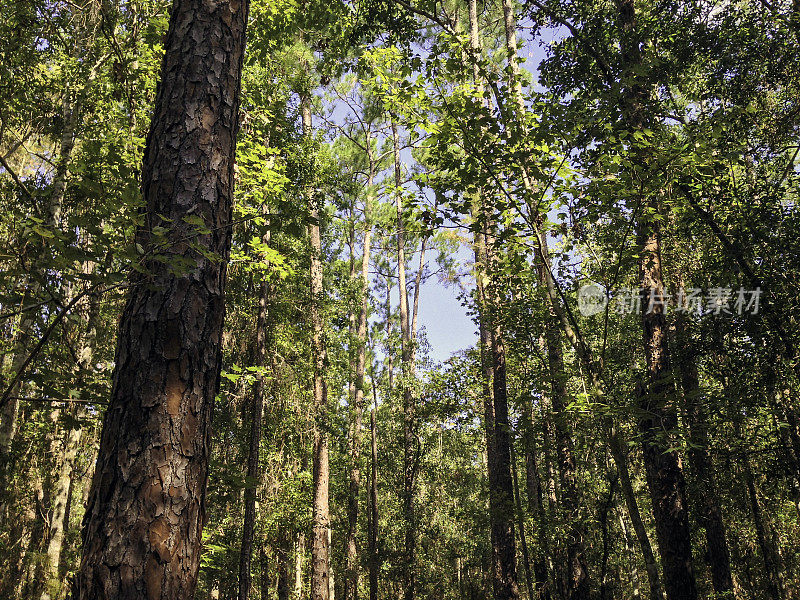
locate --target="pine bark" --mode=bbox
[72,0,249,597]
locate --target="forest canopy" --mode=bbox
[0,0,798,599]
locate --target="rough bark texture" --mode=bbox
[238,229,271,600]
[305,98,331,600]
[72,0,249,597]
[635,216,697,600]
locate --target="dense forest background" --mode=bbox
[0,0,799,599]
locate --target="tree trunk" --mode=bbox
[1,87,80,462]
[534,225,590,599]
[510,435,535,600]
[72,0,249,596]
[521,405,551,600]
[392,118,417,600]
[277,527,291,600]
[40,405,85,600]
[615,2,698,598]
[238,225,272,600]
[470,4,519,598]
[674,314,734,596]
[367,338,381,600]
[368,400,379,600]
[304,97,331,600]
[607,434,664,600]
[618,509,642,600]
[635,217,696,600]
[743,456,783,600]
[0,289,32,458]
[296,533,306,598]
[345,173,374,600]
[42,375,93,600]
[488,322,521,600]
[541,314,590,600]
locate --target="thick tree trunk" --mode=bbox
[72,0,249,597]
[304,97,331,600]
[635,221,696,600]
[238,228,272,600]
